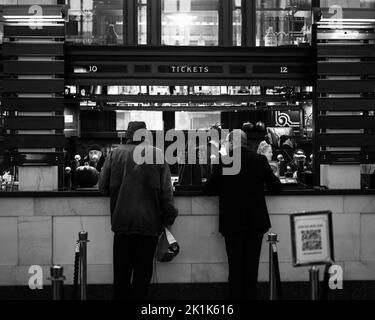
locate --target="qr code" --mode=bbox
[301,229,322,251]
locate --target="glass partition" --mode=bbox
[66,0,124,45]
[233,0,242,46]
[256,0,312,47]
[320,0,375,8]
[116,111,163,130]
[161,0,219,46]
[138,0,147,44]
[175,111,221,130]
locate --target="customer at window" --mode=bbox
[204,130,282,300]
[99,121,178,300]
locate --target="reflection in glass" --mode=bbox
[361,164,375,190]
[175,112,221,130]
[116,111,163,130]
[138,0,147,44]
[256,0,312,47]
[233,0,242,46]
[66,0,124,45]
[162,0,219,46]
[320,0,375,8]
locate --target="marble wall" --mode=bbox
[0,195,375,286]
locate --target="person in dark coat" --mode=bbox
[204,130,282,300]
[99,121,178,300]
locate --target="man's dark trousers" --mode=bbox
[113,233,159,300]
[224,231,264,300]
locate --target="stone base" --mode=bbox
[0,281,374,300]
[18,167,58,191]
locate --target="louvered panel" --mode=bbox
[4,135,66,148]
[316,116,375,129]
[2,97,64,112]
[4,116,65,130]
[2,43,64,56]
[3,79,64,93]
[3,61,64,75]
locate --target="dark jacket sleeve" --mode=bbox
[262,156,282,193]
[203,163,222,196]
[98,151,112,196]
[160,163,178,226]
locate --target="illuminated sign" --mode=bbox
[158,65,222,73]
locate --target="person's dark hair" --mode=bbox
[126,121,147,142]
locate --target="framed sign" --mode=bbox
[290,211,334,267]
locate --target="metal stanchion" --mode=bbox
[78,231,89,300]
[49,265,65,300]
[72,241,80,300]
[309,266,319,300]
[268,233,278,300]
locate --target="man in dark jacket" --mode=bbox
[204,130,282,300]
[99,121,178,300]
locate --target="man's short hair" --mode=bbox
[226,129,248,148]
[126,121,147,141]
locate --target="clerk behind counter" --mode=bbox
[256,138,312,183]
[68,144,106,189]
[79,144,106,172]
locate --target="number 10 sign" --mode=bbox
[290,211,334,267]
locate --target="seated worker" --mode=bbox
[279,135,295,163]
[257,140,273,162]
[287,149,312,174]
[80,144,106,172]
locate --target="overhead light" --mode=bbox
[4,23,64,27]
[5,18,64,22]
[320,18,375,23]
[3,15,62,19]
[167,13,197,21]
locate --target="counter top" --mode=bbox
[1,188,375,197]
